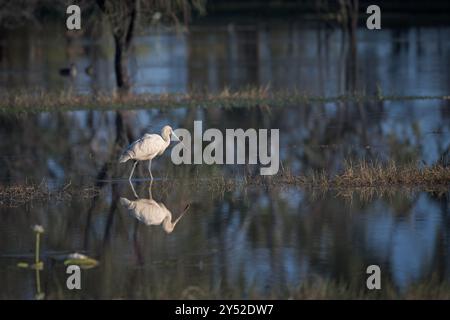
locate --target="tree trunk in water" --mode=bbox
[114,36,131,93]
[97,0,138,95]
[348,0,358,92]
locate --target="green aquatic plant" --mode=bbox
[14,226,100,299]
[16,262,29,268]
[33,225,44,300]
[17,225,45,269]
[33,225,44,265]
[64,253,99,270]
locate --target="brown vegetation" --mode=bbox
[0,182,100,207]
[1,161,448,206]
[0,89,448,114]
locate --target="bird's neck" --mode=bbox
[162,133,171,143]
[163,214,174,233]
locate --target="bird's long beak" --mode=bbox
[171,131,185,147]
[172,204,190,228]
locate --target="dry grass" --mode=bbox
[1,161,448,206]
[0,88,448,113]
[147,275,450,299]
[288,276,450,300]
[0,182,100,207]
[334,160,450,187]
[263,161,450,188]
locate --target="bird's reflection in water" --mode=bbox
[120,180,189,234]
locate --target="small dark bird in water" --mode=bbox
[85,65,94,76]
[59,63,77,77]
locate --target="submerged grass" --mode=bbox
[310,160,449,188]
[287,276,450,300]
[341,161,448,186]
[127,275,450,299]
[246,161,450,189]
[0,88,449,114]
[1,161,448,205]
[277,276,450,300]
[0,182,100,207]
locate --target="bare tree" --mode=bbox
[95,0,206,95]
[96,0,138,93]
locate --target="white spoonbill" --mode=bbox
[119,125,181,181]
[120,197,190,234]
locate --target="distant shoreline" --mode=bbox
[0,89,448,114]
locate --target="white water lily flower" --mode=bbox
[67,253,88,260]
[32,225,44,234]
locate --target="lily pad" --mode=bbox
[64,253,98,269]
[31,262,44,270]
[35,293,45,300]
[17,262,30,268]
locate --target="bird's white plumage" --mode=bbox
[121,198,170,225]
[120,197,187,233]
[123,133,170,161]
[119,125,176,181]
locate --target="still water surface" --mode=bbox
[1,22,449,96]
[0,21,449,299]
[0,100,448,299]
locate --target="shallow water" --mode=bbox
[1,22,450,96]
[0,20,449,299]
[0,99,448,184]
[0,100,449,299]
[0,180,449,299]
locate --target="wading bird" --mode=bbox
[119,125,181,181]
[85,65,94,76]
[120,197,190,234]
[59,63,77,77]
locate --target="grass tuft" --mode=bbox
[0,182,100,207]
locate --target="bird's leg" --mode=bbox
[148,159,153,181]
[148,179,153,200]
[129,160,138,182]
[129,179,139,199]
